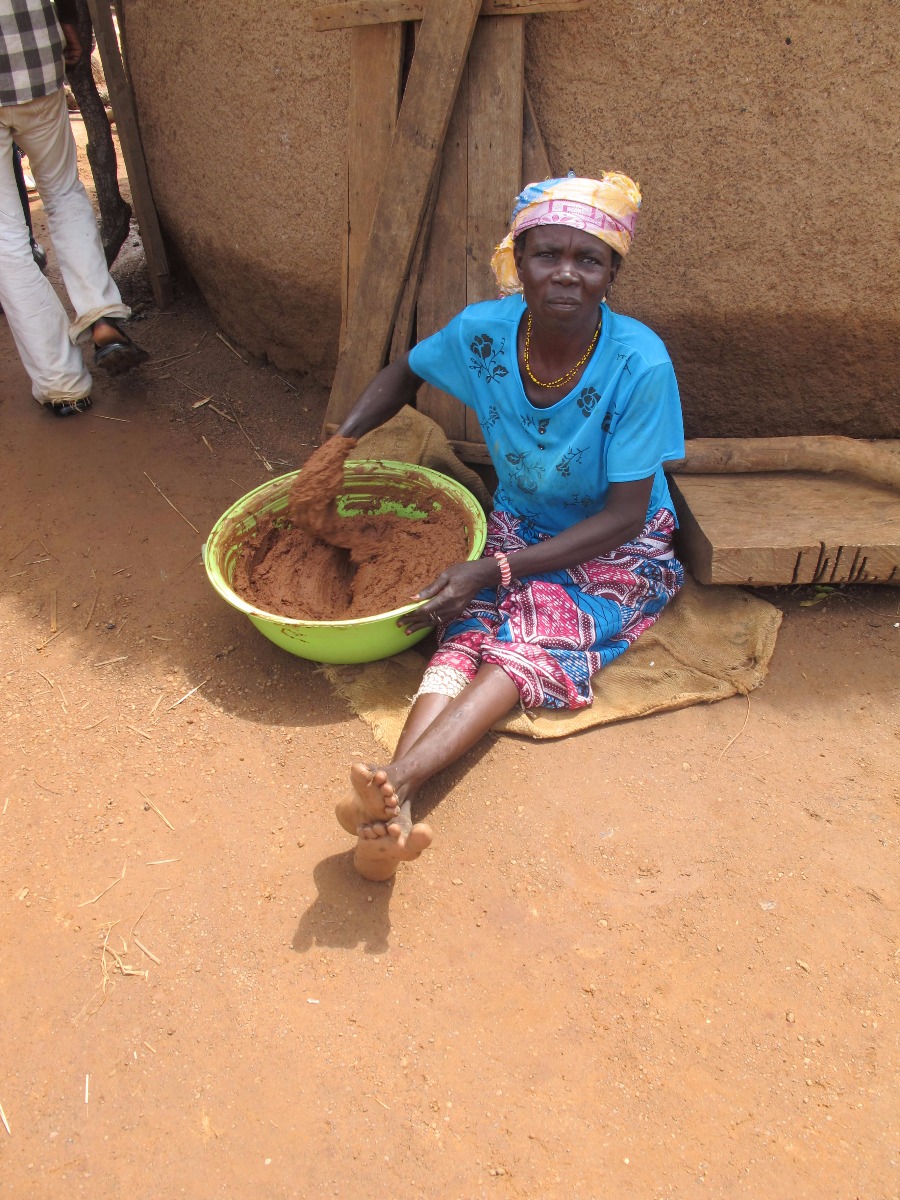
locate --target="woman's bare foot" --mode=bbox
[353,805,433,882]
[335,795,362,837]
[335,792,432,881]
[349,762,401,824]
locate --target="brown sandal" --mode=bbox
[92,322,148,376]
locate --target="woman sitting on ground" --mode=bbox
[333,172,685,881]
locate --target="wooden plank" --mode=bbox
[467,16,524,302]
[342,23,404,344]
[389,170,440,359]
[484,0,587,10]
[312,0,589,32]
[418,17,525,444]
[464,15,524,443]
[670,473,900,586]
[85,0,173,309]
[450,438,494,465]
[324,0,481,429]
[522,83,551,183]
[416,60,470,440]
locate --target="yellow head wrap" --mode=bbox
[490,172,642,295]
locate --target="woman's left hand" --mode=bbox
[398,558,499,635]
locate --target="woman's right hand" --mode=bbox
[398,557,500,635]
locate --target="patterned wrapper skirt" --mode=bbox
[428,508,684,711]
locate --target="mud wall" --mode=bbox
[121,0,899,438]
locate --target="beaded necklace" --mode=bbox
[523,309,601,389]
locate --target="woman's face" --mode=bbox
[514,226,619,326]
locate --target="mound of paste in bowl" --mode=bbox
[231,439,474,621]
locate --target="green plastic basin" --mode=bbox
[203,459,487,664]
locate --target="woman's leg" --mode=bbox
[334,691,451,880]
[334,692,452,835]
[394,690,454,760]
[339,664,520,881]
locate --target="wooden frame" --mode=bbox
[322,0,581,447]
[311,0,589,32]
[324,0,482,428]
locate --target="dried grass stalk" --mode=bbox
[135,789,175,831]
[79,861,126,908]
[133,937,161,965]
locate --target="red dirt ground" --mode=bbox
[0,119,897,1200]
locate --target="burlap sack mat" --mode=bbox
[352,406,493,512]
[323,409,783,751]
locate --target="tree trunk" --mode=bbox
[66,0,131,266]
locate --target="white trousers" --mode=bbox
[0,87,129,404]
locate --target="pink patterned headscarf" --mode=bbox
[490,172,642,295]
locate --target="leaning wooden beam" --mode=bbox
[311,0,589,32]
[669,436,900,493]
[389,172,440,360]
[467,17,525,306]
[522,83,551,183]
[323,0,481,429]
[85,0,173,309]
[414,52,469,442]
[465,14,524,448]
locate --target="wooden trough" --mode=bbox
[671,473,900,587]
[669,438,900,586]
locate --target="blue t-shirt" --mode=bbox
[408,295,685,537]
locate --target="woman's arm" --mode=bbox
[502,477,652,577]
[401,476,654,633]
[336,353,424,440]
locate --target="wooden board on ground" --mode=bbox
[341,22,404,344]
[670,472,900,585]
[86,0,172,310]
[324,0,481,429]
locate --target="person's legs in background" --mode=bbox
[0,88,147,411]
[0,102,92,411]
[20,90,147,374]
[13,89,131,337]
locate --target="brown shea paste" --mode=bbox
[232,440,474,621]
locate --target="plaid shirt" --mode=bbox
[0,0,70,107]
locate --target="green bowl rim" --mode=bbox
[204,459,487,629]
